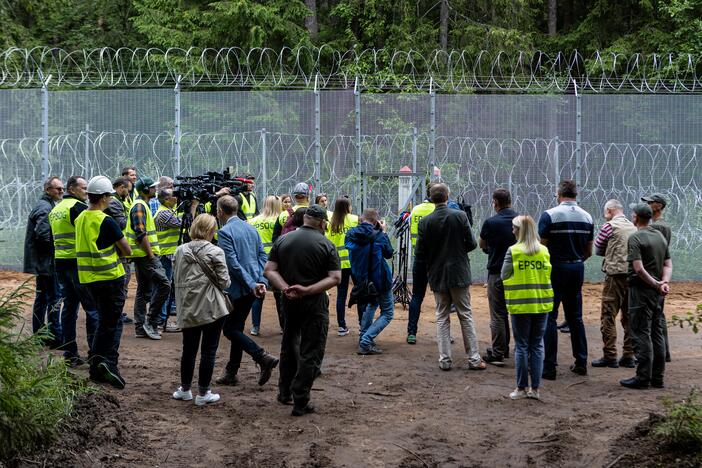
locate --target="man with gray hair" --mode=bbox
[592,199,637,369]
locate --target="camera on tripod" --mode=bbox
[173,168,253,204]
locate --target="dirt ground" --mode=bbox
[4,270,702,468]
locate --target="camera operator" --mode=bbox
[126,176,170,341]
[236,174,259,221]
[155,187,199,331]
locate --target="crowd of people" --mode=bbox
[23,167,674,415]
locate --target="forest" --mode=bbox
[1,0,701,57]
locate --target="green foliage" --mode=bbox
[653,389,702,453]
[671,303,702,334]
[0,282,85,463]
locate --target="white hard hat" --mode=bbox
[86,175,116,195]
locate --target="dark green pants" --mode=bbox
[628,285,666,384]
[278,299,329,408]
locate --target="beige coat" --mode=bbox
[173,240,231,329]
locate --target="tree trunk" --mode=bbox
[440,0,449,50]
[305,0,318,39]
[548,0,557,36]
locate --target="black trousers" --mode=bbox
[181,317,225,393]
[87,277,127,376]
[278,299,329,408]
[222,293,264,374]
[629,285,666,384]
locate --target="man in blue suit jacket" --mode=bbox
[215,195,279,387]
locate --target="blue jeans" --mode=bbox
[543,262,588,373]
[32,274,63,343]
[87,277,126,375]
[251,297,263,328]
[159,256,176,323]
[407,259,427,335]
[512,313,548,390]
[57,266,99,359]
[336,268,351,328]
[359,289,394,348]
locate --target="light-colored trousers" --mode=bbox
[433,286,481,366]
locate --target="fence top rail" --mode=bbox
[1,46,702,93]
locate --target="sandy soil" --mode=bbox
[4,270,702,467]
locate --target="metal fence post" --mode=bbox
[354,77,362,212]
[261,128,267,197]
[575,85,582,188]
[429,78,436,181]
[313,74,321,200]
[554,136,560,186]
[174,75,182,176]
[84,124,90,177]
[412,127,418,204]
[40,74,51,181]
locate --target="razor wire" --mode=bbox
[2,47,702,92]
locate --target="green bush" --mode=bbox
[0,282,85,463]
[653,389,702,453]
[671,304,702,334]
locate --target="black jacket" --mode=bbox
[415,204,477,292]
[105,197,128,231]
[23,193,57,275]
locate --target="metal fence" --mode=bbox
[2,88,701,280]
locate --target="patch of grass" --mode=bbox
[653,389,702,454]
[0,281,86,463]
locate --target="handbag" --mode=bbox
[190,246,233,313]
[348,236,379,306]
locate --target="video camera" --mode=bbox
[173,168,254,204]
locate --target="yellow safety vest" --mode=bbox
[125,199,160,257]
[155,205,181,255]
[410,202,435,247]
[249,215,277,254]
[278,203,309,227]
[49,197,85,259]
[240,194,257,220]
[503,243,554,314]
[75,210,125,284]
[326,214,359,269]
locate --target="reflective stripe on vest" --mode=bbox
[278,203,308,227]
[75,210,125,284]
[240,194,257,220]
[49,197,84,259]
[125,199,160,257]
[326,214,359,269]
[249,215,276,254]
[155,205,181,255]
[410,202,435,247]
[503,243,554,314]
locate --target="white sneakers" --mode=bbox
[510,388,541,400]
[195,391,220,406]
[172,386,193,401]
[172,387,220,405]
[143,323,161,340]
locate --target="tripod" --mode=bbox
[391,212,412,308]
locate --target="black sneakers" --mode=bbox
[98,362,126,389]
[483,349,505,367]
[570,364,588,376]
[620,377,649,389]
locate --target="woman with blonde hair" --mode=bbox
[172,214,230,405]
[248,195,283,335]
[501,215,553,400]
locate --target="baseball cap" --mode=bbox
[629,202,653,219]
[135,177,157,193]
[86,175,116,195]
[305,204,328,221]
[292,182,310,195]
[641,193,667,208]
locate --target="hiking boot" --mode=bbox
[570,364,587,376]
[291,404,315,417]
[406,334,416,345]
[357,345,382,355]
[98,362,126,389]
[337,327,350,337]
[195,391,221,406]
[620,377,650,389]
[143,323,161,340]
[510,388,528,400]
[618,357,637,368]
[591,357,618,368]
[250,326,260,336]
[215,370,239,386]
[256,353,279,386]
[172,386,193,401]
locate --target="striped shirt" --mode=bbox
[594,222,614,256]
[538,201,594,263]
